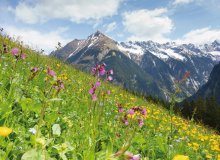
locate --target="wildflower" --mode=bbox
[107,76,113,81]
[89,85,96,95]
[31,67,39,73]
[91,63,106,76]
[29,128,37,135]
[107,90,111,95]
[128,109,135,116]
[98,64,105,76]
[20,53,26,60]
[141,108,147,116]
[92,94,97,101]
[173,155,189,160]
[109,69,113,75]
[138,119,144,127]
[117,103,124,113]
[124,152,140,160]
[29,67,39,80]
[123,117,129,125]
[95,80,101,87]
[0,127,12,137]
[11,48,19,56]
[47,68,56,77]
[54,80,65,92]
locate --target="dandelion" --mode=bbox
[173,155,189,160]
[0,127,12,137]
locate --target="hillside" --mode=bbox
[0,35,220,159]
[51,31,220,101]
[179,62,220,131]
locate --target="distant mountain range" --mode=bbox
[50,31,220,100]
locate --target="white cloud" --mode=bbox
[173,0,194,5]
[177,27,220,44]
[105,22,117,33]
[122,8,173,42]
[13,0,122,24]
[3,25,71,54]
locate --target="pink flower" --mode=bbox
[124,152,140,160]
[138,119,144,127]
[11,48,19,56]
[128,109,135,116]
[109,69,113,75]
[131,155,140,160]
[124,119,128,125]
[20,53,26,60]
[107,76,113,81]
[92,94,97,101]
[89,87,96,95]
[91,67,97,75]
[107,90,111,95]
[142,108,147,116]
[31,67,39,73]
[118,108,124,113]
[95,81,101,87]
[98,65,105,76]
[47,68,56,77]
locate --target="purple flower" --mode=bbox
[92,94,97,101]
[47,68,56,77]
[20,53,26,60]
[11,48,19,56]
[128,109,135,116]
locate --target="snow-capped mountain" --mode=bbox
[51,31,220,100]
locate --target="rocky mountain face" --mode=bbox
[51,31,220,100]
[188,62,220,104]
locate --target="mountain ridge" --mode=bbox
[51,31,220,100]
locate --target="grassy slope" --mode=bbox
[0,35,219,160]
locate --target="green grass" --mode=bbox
[0,35,219,160]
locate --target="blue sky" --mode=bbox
[1,0,220,53]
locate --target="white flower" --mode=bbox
[29,128,37,135]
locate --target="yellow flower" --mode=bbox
[0,127,12,137]
[206,154,212,159]
[173,155,189,160]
